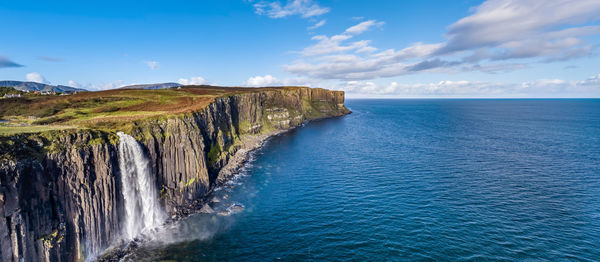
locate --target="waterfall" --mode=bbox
[117,132,165,240]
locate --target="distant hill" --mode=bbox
[119,82,181,90]
[0,81,87,93]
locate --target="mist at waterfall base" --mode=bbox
[131,99,599,261]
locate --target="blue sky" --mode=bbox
[1,0,600,97]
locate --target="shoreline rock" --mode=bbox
[0,87,350,262]
[97,117,339,261]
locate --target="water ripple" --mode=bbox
[132,99,600,261]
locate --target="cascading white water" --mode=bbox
[117,132,165,240]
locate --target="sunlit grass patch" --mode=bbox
[0,125,78,135]
[0,85,308,135]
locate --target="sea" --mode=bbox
[130,99,600,261]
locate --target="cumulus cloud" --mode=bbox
[284,0,600,81]
[438,0,600,58]
[252,0,329,18]
[308,19,326,30]
[26,72,49,84]
[246,75,281,86]
[285,22,453,79]
[144,61,160,70]
[0,55,23,68]
[178,77,207,85]
[245,74,318,87]
[300,20,383,57]
[338,73,600,98]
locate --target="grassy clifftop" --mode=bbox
[0,85,306,135]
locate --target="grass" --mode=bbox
[0,125,78,135]
[207,142,222,164]
[0,85,306,135]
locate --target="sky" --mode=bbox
[1,0,600,98]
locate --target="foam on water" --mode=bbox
[128,99,600,261]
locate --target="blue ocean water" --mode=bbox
[136,99,600,261]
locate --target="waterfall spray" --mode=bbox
[117,132,165,240]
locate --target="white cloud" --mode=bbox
[26,72,49,84]
[344,20,384,35]
[300,20,383,57]
[246,75,285,87]
[308,19,326,30]
[430,0,600,61]
[579,73,600,85]
[178,77,207,85]
[144,61,160,70]
[68,80,82,88]
[570,73,600,95]
[338,73,600,98]
[66,80,125,91]
[253,0,329,18]
[284,0,600,81]
[441,0,600,56]
[245,74,319,87]
[91,80,126,90]
[339,80,502,97]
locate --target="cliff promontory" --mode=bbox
[0,86,349,261]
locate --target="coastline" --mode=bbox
[98,114,349,261]
[0,86,350,262]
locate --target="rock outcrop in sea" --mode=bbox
[0,87,349,261]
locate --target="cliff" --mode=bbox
[0,86,349,261]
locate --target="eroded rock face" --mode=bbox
[0,87,349,261]
[0,132,122,261]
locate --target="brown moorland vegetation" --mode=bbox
[0,85,305,135]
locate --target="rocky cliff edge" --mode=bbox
[0,86,349,261]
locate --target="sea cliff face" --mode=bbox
[0,87,349,261]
